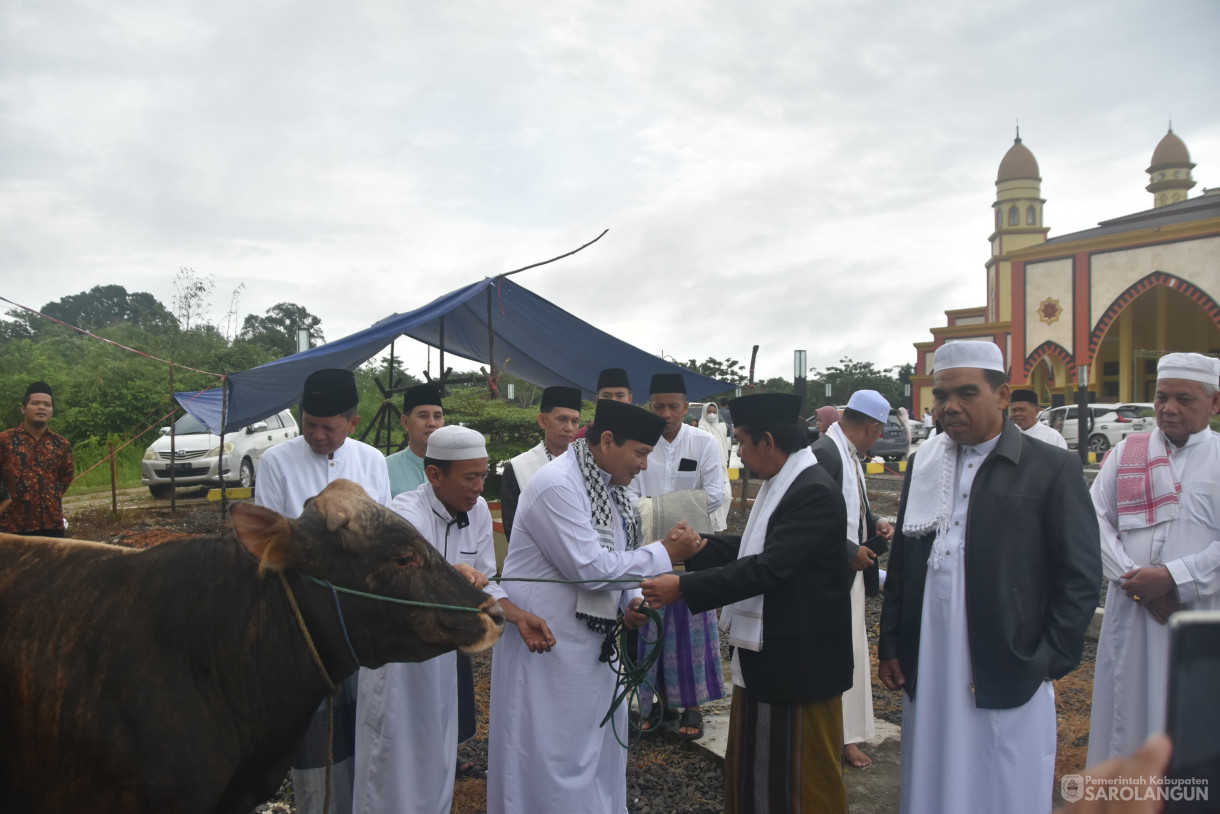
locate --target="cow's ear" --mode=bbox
[231,503,298,574]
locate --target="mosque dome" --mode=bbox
[997,138,1041,183]
[1147,129,1194,173]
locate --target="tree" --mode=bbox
[172,267,214,332]
[807,357,906,407]
[240,302,325,357]
[681,357,747,386]
[25,285,177,335]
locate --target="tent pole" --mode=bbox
[438,317,446,395]
[487,283,496,399]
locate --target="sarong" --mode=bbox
[724,686,846,814]
[292,673,358,814]
[636,599,725,716]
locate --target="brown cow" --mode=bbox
[0,479,503,813]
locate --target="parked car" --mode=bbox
[866,409,911,462]
[141,409,299,497]
[1038,403,1145,454]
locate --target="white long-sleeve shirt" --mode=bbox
[628,423,725,513]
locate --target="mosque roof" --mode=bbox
[997,138,1041,183]
[1148,129,1194,171]
[1042,193,1220,246]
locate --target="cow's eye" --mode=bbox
[394,556,413,567]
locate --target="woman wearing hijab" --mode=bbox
[698,403,731,532]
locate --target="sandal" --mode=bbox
[638,702,665,735]
[678,708,703,741]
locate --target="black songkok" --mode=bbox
[541,386,583,412]
[1010,389,1039,405]
[728,393,803,430]
[596,368,631,391]
[301,369,358,417]
[587,399,666,446]
[649,373,687,396]
[25,381,53,402]
[403,384,444,413]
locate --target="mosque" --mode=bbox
[910,128,1220,413]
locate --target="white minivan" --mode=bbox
[141,410,298,497]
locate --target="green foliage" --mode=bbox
[807,357,909,407]
[681,357,747,386]
[69,435,145,491]
[240,302,326,356]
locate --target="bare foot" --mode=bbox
[843,742,872,769]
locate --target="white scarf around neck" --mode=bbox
[720,446,816,652]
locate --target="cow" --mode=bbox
[0,479,503,814]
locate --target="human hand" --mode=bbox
[1062,734,1172,813]
[1120,566,1175,604]
[640,575,681,608]
[1142,594,1184,625]
[878,658,906,690]
[661,521,704,563]
[623,597,649,630]
[515,612,556,653]
[453,563,489,590]
[875,518,895,543]
[851,546,878,571]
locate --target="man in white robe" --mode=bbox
[385,384,444,497]
[353,426,554,814]
[500,386,582,540]
[879,341,1100,814]
[487,399,704,814]
[1087,352,1220,766]
[254,368,391,814]
[812,389,894,770]
[1009,388,1069,449]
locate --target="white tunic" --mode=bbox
[825,423,875,746]
[353,485,505,814]
[487,453,672,814]
[1023,419,1069,449]
[255,435,391,517]
[253,434,390,814]
[900,434,1058,814]
[1086,427,1220,766]
[628,423,725,515]
[508,442,553,492]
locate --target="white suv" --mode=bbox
[1038,403,1146,455]
[141,410,299,497]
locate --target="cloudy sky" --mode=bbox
[2,0,1218,382]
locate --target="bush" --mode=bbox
[70,435,145,492]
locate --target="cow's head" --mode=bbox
[230,480,503,667]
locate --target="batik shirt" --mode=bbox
[0,425,74,533]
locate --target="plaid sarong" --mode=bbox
[724,686,847,814]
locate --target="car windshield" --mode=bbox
[171,413,209,435]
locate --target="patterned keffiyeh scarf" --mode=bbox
[570,439,640,639]
[1115,430,1181,531]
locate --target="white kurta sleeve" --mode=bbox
[528,482,671,589]
[366,456,391,506]
[697,433,725,513]
[1090,446,1139,581]
[1164,540,1220,604]
[473,505,508,601]
[254,448,288,514]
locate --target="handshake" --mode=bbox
[660,520,705,564]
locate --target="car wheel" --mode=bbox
[149,484,173,499]
[239,458,255,489]
[1088,434,1111,454]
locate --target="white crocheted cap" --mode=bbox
[1157,352,1220,387]
[846,390,890,424]
[932,340,1004,373]
[425,425,488,460]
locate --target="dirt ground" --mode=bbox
[65,473,1101,813]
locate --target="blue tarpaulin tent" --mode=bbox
[176,277,732,433]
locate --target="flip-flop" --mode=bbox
[638,702,665,735]
[678,708,703,741]
[456,760,485,779]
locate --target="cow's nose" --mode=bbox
[480,597,505,626]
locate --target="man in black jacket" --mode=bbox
[811,389,893,770]
[642,393,852,813]
[878,340,1100,814]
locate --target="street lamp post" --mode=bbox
[793,350,807,406]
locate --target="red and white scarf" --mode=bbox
[1113,431,1181,531]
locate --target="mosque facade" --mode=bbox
[911,128,1220,413]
